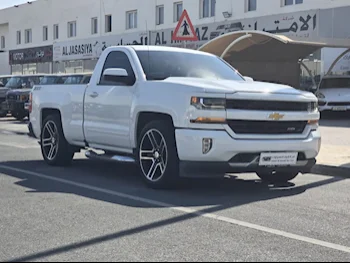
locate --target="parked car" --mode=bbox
[2,74,46,120]
[0,75,13,117]
[29,46,320,188]
[317,75,350,112]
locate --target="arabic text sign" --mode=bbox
[53,31,148,61]
[150,10,319,48]
[9,45,53,65]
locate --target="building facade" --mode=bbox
[0,0,350,76]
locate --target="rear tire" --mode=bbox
[41,114,74,166]
[0,111,7,118]
[136,120,180,189]
[256,171,299,184]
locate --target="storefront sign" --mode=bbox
[53,31,149,61]
[150,9,319,49]
[53,9,321,61]
[9,45,53,65]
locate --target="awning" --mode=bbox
[198,30,350,89]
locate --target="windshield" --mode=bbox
[136,50,245,81]
[320,78,350,89]
[5,77,23,88]
[5,76,42,89]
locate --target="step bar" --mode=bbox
[85,150,135,163]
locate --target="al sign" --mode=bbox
[53,31,149,61]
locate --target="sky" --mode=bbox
[0,0,30,10]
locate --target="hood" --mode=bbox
[163,77,314,97]
[319,88,350,102]
[6,88,32,95]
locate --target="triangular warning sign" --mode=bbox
[172,10,199,42]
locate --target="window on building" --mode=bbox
[68,21,77,38]
[105,15,112,33]
[156,5,164,25]
[284,0,303,5]
[16,31,21,45]
[43,26,48,41]
[91,17,98,34]
[126,10,138,29]
[247,0,257,11]
[25,29,32,44]
[0,36,5,49]
[174,2,183,22]
[54,24,59,40]
[201,0,215,18]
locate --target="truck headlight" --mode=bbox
[191,97,226,110]
[308,101,318,112]
[20,95,28,101]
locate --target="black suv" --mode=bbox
[2,75,45,120]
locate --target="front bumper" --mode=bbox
[2,101,27,113]
[175,128,321,178]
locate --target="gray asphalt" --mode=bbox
[0,116,350,262]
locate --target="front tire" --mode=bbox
[14,112,26,121]
[41,114,74,166]
[256,171,299,184]
[137,120,180,189]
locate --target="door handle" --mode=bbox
[89,92,99,98]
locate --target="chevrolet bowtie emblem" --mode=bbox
[268,113,285,120]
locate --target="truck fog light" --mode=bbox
[202,138,213,154]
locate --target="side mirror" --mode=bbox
[243,76,254,82]
[0,82,4,87]
[103,68,128,78]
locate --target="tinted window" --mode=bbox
[0,77,10,86]
[5,76,41,88]
[136,50,245,81]
[99,51,136,86]
[40,76,61,85]
[64,75,84,84]
[320,78,350,89]
[81,76,91,84]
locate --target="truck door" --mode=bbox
[83,51,136,150]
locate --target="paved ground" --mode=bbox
[0,115,350,262]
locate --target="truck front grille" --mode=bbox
[227,120,308,135]
[327,102,350,106]
[6,94,17,101]
[226,99,311,112]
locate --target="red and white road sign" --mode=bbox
[172,9,198,42]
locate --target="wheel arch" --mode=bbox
[134,111,174,149]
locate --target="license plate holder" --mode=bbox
[259,152,298,166]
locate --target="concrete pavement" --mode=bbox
[0,131,350,261]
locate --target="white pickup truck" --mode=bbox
[30,45,321,188]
